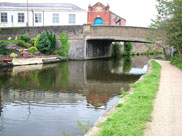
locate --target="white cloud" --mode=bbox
[0,0,157,27]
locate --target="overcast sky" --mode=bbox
[0,0,158,27]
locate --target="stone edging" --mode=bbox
[85,60,153,136]
[12,57,66,66]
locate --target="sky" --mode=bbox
[0,0,158,27]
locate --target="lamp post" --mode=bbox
[26,0,29,27]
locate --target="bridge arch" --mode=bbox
[94,18,104,25]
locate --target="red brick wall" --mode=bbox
[88,2,110,25]
[110,12,126,26]
[87,2,126,26]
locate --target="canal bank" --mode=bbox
[85,60,161,136]
[0,56,67,68]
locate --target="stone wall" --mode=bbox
[0,25,86,60]
[0,25,83,40]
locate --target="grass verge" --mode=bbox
[170,55,182,70]
[97,60,161,136]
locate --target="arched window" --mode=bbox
[94,18,104,25]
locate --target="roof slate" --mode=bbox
[0,2,85,11]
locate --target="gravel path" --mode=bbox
[144,60,182,136]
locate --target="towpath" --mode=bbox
[144,60,182,136]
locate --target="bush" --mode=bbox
[124,42,133,55]
[28,47,38,53]
[17,40,30,48]
[19,34,30,42]
[53,50,59,55]
[30,38,36,45]
[37,31,56,54]
[0,42,8,55]
[34,35,40,47]
[112,42,121,58]
[171,55,182,69]
[10,52,18,58]
[59,33,70,58]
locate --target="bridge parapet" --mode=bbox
[83,24,151,43]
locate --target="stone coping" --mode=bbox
[12,57,66,66]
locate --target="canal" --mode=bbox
[0,56,154,136]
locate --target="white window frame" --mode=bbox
[35,13,42,23]
[69,14,76,24]
[1,12,8,23]
[52,13,59,23]
[18,13,24,23]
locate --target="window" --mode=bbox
[35,13,42,23]
[1,12,7,23]
[69,14,75,24]
[52,13,59,23]
[18,13,24,23]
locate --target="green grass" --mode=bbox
[0,40,20,44]
[170,55,182,70]
[98,60,161,136]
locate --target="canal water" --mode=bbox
[0,56,154,136]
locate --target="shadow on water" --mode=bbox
[0,55,158,136]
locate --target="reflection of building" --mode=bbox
[88,2,126,26]
[0,3,87,27]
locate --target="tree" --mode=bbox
[37,31,56,54]
[151,0,182,56]
[59,33,70,58]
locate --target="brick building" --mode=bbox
[87,2,126,26]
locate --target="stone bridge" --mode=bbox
[80,24,151,60]
[0,24,151,60]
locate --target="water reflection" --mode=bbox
[0,56,153,136]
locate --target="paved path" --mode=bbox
[144,60,182,136]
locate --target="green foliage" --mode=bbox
[170,55,182,69]
[98,61,161,136]
[59,33,70,58]
[151,0,182,56]
[120,88,128,98]
[10,52,18,58]
[62,131,71,136]
[0,40,20,44]
[53,50,59,55]
[30,38,36,45]
[77,120,90,134]
[37,31,56,54]
[17,40,30,48]
[0,42,8,55]
[112,42,121,58]
[19,34,30,42]
[124,42,133,55]
[34,35,40,47]
[28,47,38,53]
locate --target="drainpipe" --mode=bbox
[43,10,44,26]
[32,10,34,26]
[26,0,29,27]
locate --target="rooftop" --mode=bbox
[0,2,86,11]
